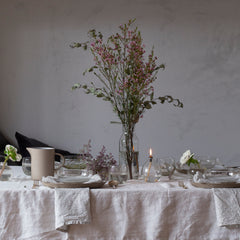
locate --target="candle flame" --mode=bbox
[149,148,152,157]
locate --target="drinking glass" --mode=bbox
[22,157,31,176]
[109,165,127,184]
[196,155,217,170]
[58,155,87,177]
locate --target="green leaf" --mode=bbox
[186,157,199,167]
[150,92,154,101]
[69,42,82,48]
[159,64,165,70]
[144,101,152,109]
[72,83,81,90]
[158,97,165,104]
[110,121,121,124]
[89,87,95,93]
[98,32,103,39]
[103,97,111,101]
[96,93,104,98]
[173,99,184,108]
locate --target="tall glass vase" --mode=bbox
[119,124,139,180]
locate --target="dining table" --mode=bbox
[0,166,240,240]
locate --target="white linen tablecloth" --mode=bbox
[69,181,240,240]
[1,167,240,240]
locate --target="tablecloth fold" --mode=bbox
[55,188,91,231]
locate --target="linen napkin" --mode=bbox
[42,174,102,184]
[213,188,240,227]
[55,188,91,232]
[193,171,209,183]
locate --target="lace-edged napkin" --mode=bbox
[54,188,91,232]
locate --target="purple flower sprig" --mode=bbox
[82,140,117,174]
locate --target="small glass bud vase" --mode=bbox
[0,162,12,181]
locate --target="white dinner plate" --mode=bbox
[57,176,91,183]
[206,175,239,184]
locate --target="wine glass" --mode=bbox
[154,157,175,180]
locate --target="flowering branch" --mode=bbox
[71,19,183,126]
[71,19,183,179]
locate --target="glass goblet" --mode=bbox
[154,157,175,180]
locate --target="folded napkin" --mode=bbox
[42,176,59,183]
[213,188,240,227]
[42,174,102,184]
[55,188,91,232]
[193,171,209,183]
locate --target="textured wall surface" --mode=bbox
[1,0,240,165]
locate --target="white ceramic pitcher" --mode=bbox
[27,147,65,186]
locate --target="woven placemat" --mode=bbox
[42,181,105,189]
[191,181,240,189]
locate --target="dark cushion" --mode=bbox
[15,132,72,161]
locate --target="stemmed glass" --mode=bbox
[154,157,176,180]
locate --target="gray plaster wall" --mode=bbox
[1,0,240,166]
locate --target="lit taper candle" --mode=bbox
[145,148,153,182]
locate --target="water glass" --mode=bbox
[22,157,31,176]
[109,165,127,183]
[196,155,217,169]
